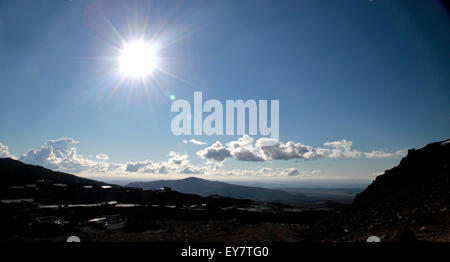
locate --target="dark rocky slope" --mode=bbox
[336,139,450,241]
[0,158,107,188]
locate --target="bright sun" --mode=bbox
[119,42,157,78]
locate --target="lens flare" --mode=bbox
[119,42,157,77]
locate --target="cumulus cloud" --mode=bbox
[126,147,315,177]
[197,141,232,163]
[125,160,156,173]
[183,139,206,145]
[197,136,406,164]
[12,138,208,176]
[323,139,362,158]
[256,138,328,160]
[0,142,13,158]
[113,153,315,177]
[125,151,208,175]
[167,151,190,166]
[19,137,114,173]
[196,135,327,163]
[207,167,312,177]
[227,135,265,161]
[364,149,406,159]
[9,136,407,179]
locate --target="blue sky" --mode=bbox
[0,0,449,186]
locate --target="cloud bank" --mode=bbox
[2,137,310,178]
[18,137,118,174]
[196,135,405,163]
[125,151,207,175]
[364,149,406,158]
[0,136,406,178]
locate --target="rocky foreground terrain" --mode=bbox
[340,139,450,242]
[0,139,448,242]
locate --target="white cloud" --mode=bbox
[197,136,407,164]
[196,135,328,163]
[364,149,406,158]
[275,167,301,177]
[196,136,344,163]
[323,139,362,158]
[207,167,311,177]
[256,138,328,160]
[125,151,208,175]
[123,148,313,178]
[258,167,273,174]
[227,135,265,161]
[95,154,109,160]
[197,141,232,163]
[8,138,209,176]
[180,166,202,174]
[183,139,206,145]
[167,151,190,166]
[7,136,408,179]
[125,160,156,173]
[19,137,114,173]
[0,142,14,158]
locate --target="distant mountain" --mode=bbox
[127,177,308,204]
[0,157,107,188]
[0,158,265,208]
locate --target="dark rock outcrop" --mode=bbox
[338,139,450,241]
[353,140,450,213]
